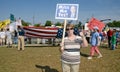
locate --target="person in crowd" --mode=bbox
[0,29,2,45]
[85,30,91,44]
[107,29,113,48]
[17,26,25,50]
[99,30,107,46]
[0,28,6,46]
[6,28,12,48]
[99,31,104,45]
[14,30,18,44]
[103,31,107,41]
[118,30,120,43]
[88,26,102,59]
[60,24,88,72]
[111,30,116,50]
[116,30,120,48]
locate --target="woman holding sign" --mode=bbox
[60,24,88,72]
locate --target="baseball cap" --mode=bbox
[93,26,99,30]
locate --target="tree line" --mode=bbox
[22,20,120,27]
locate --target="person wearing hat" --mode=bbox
[88,26,102,59]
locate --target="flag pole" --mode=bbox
[62,19,67,44]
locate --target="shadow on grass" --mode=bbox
[99,45,108,48]
[35,65,59,72]
[25,45,59,48]
[80,52,89,57]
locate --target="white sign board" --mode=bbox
[55,4,79,20]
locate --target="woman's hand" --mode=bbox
[80,32,85,37]
[60,42,64,52]
[60,47,64,53]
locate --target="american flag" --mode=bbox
[23,26,58,39]
[23,26,79,39]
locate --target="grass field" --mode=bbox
[0,44,120,72]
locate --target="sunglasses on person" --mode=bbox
[66,28,74,31]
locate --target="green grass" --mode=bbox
[0,44,120,72]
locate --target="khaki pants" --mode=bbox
[18,36,24,50]
[62,62,79,72]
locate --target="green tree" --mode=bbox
[34,23,40,27]
[45,20,52,26]
[75,21,82,28]
[107,20,120,27]
[55,22,61,26]
[22,20,31,26]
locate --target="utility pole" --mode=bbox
[33,16,35,26]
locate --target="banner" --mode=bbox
[0,19,10,28]
[23,27,59,39]
[16,19,22,26]
[23,27,79,39]
[9,22,17,32]
[10,14,15,22]
[87,17,105,32]
[55,4,79,20]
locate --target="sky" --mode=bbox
[0,0,120,25]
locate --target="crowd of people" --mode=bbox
[0,28,13,47]
[107,29,120,49]
[0,25,120,50]
[85,28,120,50]
[0,25,25,50]
[60,24,120,72]
[0,23,120,72]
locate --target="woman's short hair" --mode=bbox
[66,24,74,29]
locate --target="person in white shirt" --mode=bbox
[0,29,6,46]
[6,28,12,47]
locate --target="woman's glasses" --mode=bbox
[66,28,74,31]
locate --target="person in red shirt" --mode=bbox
[107,29,113,48]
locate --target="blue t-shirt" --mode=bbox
[18,28,25,36]
[90,32,99,46]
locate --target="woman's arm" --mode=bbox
[80,32,88,47]
[60,42,64,52]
